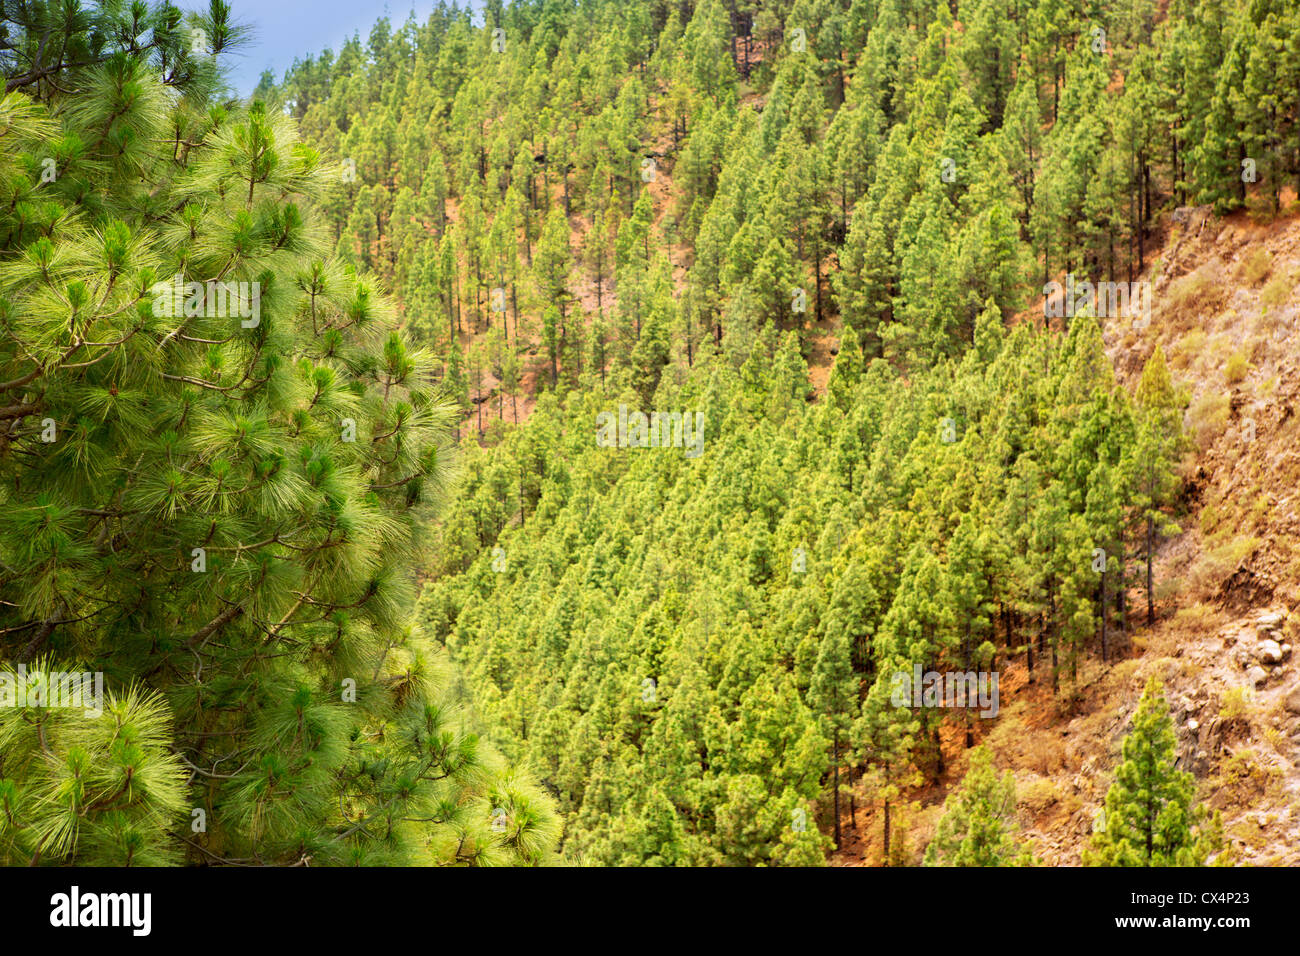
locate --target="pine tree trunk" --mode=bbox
[1118,540,1127,647]
[1027,609,1035,683]
[1146,514,1155,626]
[832,735,841,848]
[882,795,891,866]
[1100,567,1108,662]
[849,766,857,830]
[964,622,973,747]
[1139,163,1149,272]
[1049,581,1059,695]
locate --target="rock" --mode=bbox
[1198,717,1224,752]
[1248,665,1269,688]
[1258,639,1284,665]
[1256,610,1286,630]
[1285,683,1300,715]
[1188,719,1200,732]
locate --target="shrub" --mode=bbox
[1224,351,1252,384]
[1237,248,1272,285]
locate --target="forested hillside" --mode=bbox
[2,0,1298,869]
[254,0,1300,865]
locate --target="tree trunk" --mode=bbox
[832,735,841,848]
[1100,567,1108,662]
[849,766,857,830]
[1118,539,1127,647]
[1027,609,1035,683]
[1048,582,1058,695]
[1146,514,1155,626]
[882,795,891,866]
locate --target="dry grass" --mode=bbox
[1168,328,1207,371]
[1019,776,1060,815]
[1229,816,1270,850]
[1167,269,1227,325]
[1188,535,1259,594]
[1170,602,1225,633]
[1224,351,1252,383]
[1220,686,1252,721]
[1237,248,1273,285]
[1248,492,1272,531]
[1260,273,1292,310]
[1187,390,1230,451]
[1209,748,1284,807]
[1199,501,1222,535]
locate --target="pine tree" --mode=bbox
[855,662,921,866]
[1084,677,1225,866]
[0,4,559,866]
[923,746,1035,866]
[808,626,858,850]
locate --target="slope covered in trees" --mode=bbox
[252,0,1297,864]
[416,316,1194,864]
[274,0,1300,407]
[1,0,1294,868]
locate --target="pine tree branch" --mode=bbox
[0,367,43,393]
[15,619,57,662]
[186,601,244,649]
[0,402,39,420]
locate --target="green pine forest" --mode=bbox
[0,0,1294,866]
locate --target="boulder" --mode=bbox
[1248,665,1269,688]
[1285,683,1300,716]
[1258,639,1285,665]
[1255,611,1286,640]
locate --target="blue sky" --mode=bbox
[195,1,480,96]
